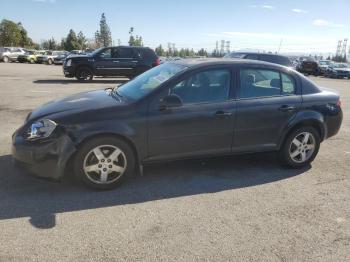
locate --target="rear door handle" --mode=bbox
[215,111,232,116]
[279,105,295,112]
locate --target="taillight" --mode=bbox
[337,100,342,109]
[153,58,160,67]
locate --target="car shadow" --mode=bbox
[0,153,310,229]
[33,78,128,85]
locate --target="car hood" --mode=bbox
[28,89,126,121]
[67,54,92,59]
[334,68,350,72]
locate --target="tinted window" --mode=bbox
[240,69,281,98]
[170,69,231,104]
[245,54,259,60]
[115,48,134,58]
[259,54,292,66]
[281,73,295,95]
[99,48,112,58]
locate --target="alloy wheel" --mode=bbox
[83,145,127,184]
[289,132,316,163]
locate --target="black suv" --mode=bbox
[297,57,320,76]
[224,52,293,68]
[63,46,160,81]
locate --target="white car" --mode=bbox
[36,51,66,65]
[0,47,26,62]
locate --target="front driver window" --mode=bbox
[99,48,112,58]
[169,69,231,104]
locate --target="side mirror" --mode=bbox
[159,94,182,111]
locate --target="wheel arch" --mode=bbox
[279,113,326,149]
[65,132,140,177]
[74,64,94,76]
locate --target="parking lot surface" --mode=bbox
[0,63,349,261]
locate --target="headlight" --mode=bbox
[66,59,72,66]
[27,119,57,140]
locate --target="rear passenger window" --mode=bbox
[240,69,281,98]
[116,48,134,59]
[281,73,295,95]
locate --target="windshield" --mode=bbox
[319,61,331,66]
[115,63,186,100]
[92,47,104,56]
[333,63,347,68]
[224,53,245,59]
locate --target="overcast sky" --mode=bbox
[1,0,349,54]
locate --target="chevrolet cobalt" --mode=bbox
[12,59,343,189]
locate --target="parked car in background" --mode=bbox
[318,60,332,75]
[0,47,26,62]
[224,52,293,68]
[63,46,160,81]
[297,57,320,76]
[36,51,66,65]
[13,59,342,189]
[17,50,46,63]
[324,63,350,79]
[53,51,70,65]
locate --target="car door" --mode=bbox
[10,48,21,60]
[147,67,236,161]
[233,66,301,152]
[112,47,137,76]
[94,47,118,75]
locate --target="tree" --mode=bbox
[41,37,57,50]
[17,22,33,47]
[155,44,165,56]
[77,31,87,50]
[0,19,22,46]
[196,48,207,57]
[128,27,143,46]
[64,29,80,51]
[96,13,112,47]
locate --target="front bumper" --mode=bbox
[11,131,76,180]
[63,66,75,77]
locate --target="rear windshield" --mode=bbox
[224,53,245,59]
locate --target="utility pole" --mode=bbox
[220,40,225,56]
[225,41,231,54]
[341,39,348,58]
[336,40,342,57]
[277,39,283,53]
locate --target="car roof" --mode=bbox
[171,58,289,70]
[108,46,151,50]
[230,52,287,57]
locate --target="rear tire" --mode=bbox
[2,56,9,63]
[73,137,136,190]
[47,58,53,65]
[279,126,320,168]
[75,67,93,82]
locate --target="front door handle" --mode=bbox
[113,60,120,63]
[215,111,232,116]
[279,105,295,112]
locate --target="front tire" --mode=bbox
[47,58,53,65]
[75,67,93,82]
[73,137,136,190]
[279,126,320,168]
[2,56,9,63]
